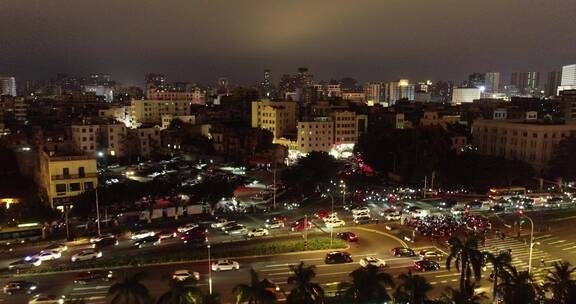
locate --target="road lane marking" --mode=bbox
[435,273,460,278]
[548,240,566,245]
[73,285,109,291]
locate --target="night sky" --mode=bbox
[1,0,575,85]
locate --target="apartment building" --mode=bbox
[130,99,191,127]
[296,118,334,154]
[251,100,297,139]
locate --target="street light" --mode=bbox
[523,216,535,274]
[207,244,212,294]
[326,191,335,248]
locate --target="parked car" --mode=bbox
[172,269,200,282]
[74,270,114,284]
[3,280,38,295]
[265,219,285,229]
[9,257,41,270]
[324,251,353,264]
[33,250,61,261]
[133,235,161,248]
[92,237,119,249]
[247,228,269,238]
[89,233,115,243]
[359,257,386,268]
[71,249,102,262]
[337,232,358,242]
[27,294,65,304]
[41,243,67,253]
[391,247,415,257]
[211,259,240,271]
[130,230,155,240]
[414,260,440,272]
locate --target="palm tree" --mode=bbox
[200,293,222,304]
[339,265,395,304]
[441,281,486,304]
[394,271,432,304]
[232,268,277,304]
[544,261,576,304]
[107,272,151,304]
[445,236,484,292]
[286,262,324,304]
[484,251,513,302]
[156,280,202,304]
[497,268,539,304]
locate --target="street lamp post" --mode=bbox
[340,180,346,209]
[207,244,212,294]
[525,216,535,274]
[326,192,334,248]
[95,188,101,236]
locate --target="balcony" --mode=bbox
[51,173,97,180]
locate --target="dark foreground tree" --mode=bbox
[107,272,151,304]
[394,270,432,304]
[445,236,483,293]
[339,265,395,303]
[232,268,277,304]
[544,261,576,304]
[286,262,324,304]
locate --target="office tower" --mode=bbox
[545,71,562,97]
[451,87,481,104]
[485,72,500,93]
[468,72,486,89]
[511,72,540,95]
[557,64,576,94]
[260,69,273,98]
[145,73,166,90]
[296,67,313,88]
[0,77,17,96]
[364,82,382,104]
[384,79,415,105]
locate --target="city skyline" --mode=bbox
[1,0,575,85]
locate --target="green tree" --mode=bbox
[484,251,513,302]
[548,136,576,180]
[281,151,337,196]
[497,268,539,304]
[544,261,576,304]
[394,271,432,304]
[441,281,486,304]
[156,280,202,304]
[107,272,151,304]
[286,262,324,304]
[445,236,483,292]
[232,268,277,304]
[339,265,395,304]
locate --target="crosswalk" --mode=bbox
[482,236,562,283]
[65,283,109,304]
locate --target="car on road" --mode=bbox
[247,228,269,238]
[74,270,114,284]
[490,205,506,213]
[211,218,231,229]
[266,215,287,223]
[89,233,115,243]
[351,207,370,215]
[157,230,176,240]
[41,243,68,253]
[325,251,353,264]
[134,235,161,248]
[352,211,371,219]
[466,200,484,210]
[290,219,312,232]
[325,219,346,228]
[92,236,119,249]
[314,209,330,220]
[337,232,358,242]
[414,260,440,272]
[182,232,207,245]
[353,215,374,225]
[8,257,42,270]
[359,257,386,268]
[33,250,61,261]
[177,223,199,233]
[3,280,38,295]
[130,230,155,240]
[27,294,65,304]
[391,247,416,257]
[323,214,339,222]
[227,225,249,236]
[380,210,401,221]
[419,249,443,261]
[211,259,240,271]
[221,221,239,232]
[172,269,200,282]
[265,219,285,229]
[71,249,103,262]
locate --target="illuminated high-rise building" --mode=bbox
[485,72,500,93]
[0,77,17,96]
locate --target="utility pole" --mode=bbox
[273,163,277,210]
[95,188,101,235]
[64,204,70,241]
[431,171,435,194]
[423,176,428,197]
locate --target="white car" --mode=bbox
[247,228,269,238]
[28,294,65,304]
[419,250,443,261]
[227,225,248,236]
[130,230,155,240]
[359,256,387,268]
[351,207,370,215]
[42,243,68,253]
[264,220,285,229]
[177,223,199,233]
[324,214,340,222]
[34,250,62,261]
[380,210,401,221]
[71,249,102,262]
[353,211,371,219]
[89,233,115,243]
[211,218,230,229]
[172,269,200,282]
[211,259,240,271]
[325,219,346,228]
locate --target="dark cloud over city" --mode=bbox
[1,0,575,84]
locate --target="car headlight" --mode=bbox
[29,286,37,290]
